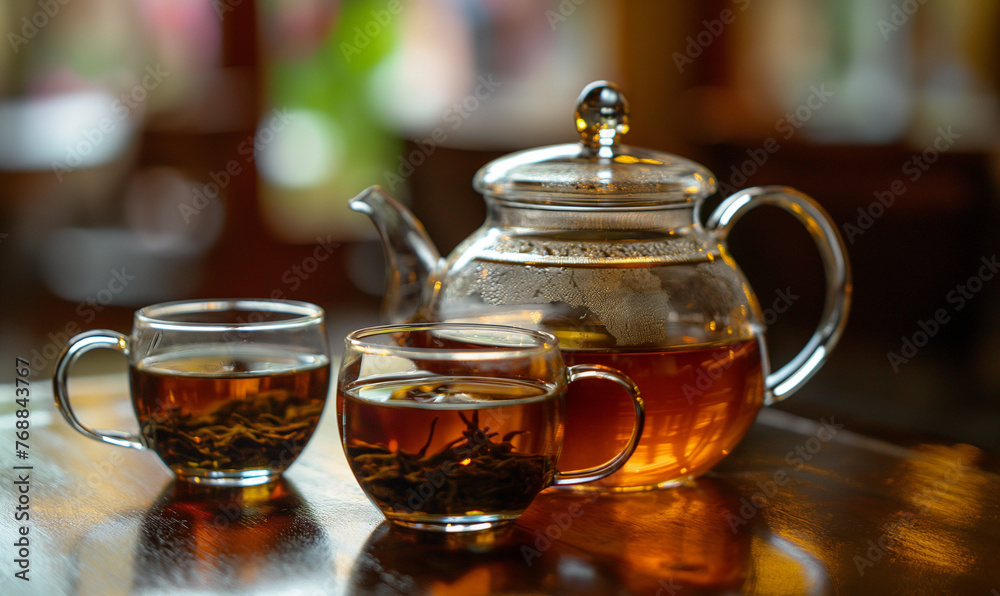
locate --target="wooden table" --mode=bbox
[2,374,999,595]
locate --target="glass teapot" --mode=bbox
[351,81,851,491]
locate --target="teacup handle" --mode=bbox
[551,364,645,486]
[52,330,145,450]
[707,185,852,404]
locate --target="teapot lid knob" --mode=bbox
[575,80,630,152]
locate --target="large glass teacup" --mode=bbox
[337,323,644,530]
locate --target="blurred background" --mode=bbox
[1,0,998,452]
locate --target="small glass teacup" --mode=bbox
[53,299,331,486]
[337,323,645,532]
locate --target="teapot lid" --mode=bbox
[473,81,717,207]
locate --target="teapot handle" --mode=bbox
[706,186,851,404]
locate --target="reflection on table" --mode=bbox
[3,380,998,595]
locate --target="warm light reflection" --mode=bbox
[612,155,662,165]
[132,479,330,592]
[874,444,984,574]
[429,566,492,596]
[746,533,832,595]
[520,483,750,592]
[611,484,749,589]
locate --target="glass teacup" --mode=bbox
[337,323,645,532]
[53,299,331,486]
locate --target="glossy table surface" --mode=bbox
[2,374,999,595]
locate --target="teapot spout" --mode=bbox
[349,186,443,323]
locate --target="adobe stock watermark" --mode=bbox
[654,577,683,596]
[520,492,599,566]
[339,0,405,63]
[27,267,137,373]
[853,458,967,575]
[842,126,960,244]
[673,0,750,73]
[52,65,171,181]
[682,287,798,405]
[725,417,843,532]
[7,0,73,54]
[545,0,587,30]
[281,235,341,293]
[716,84,834,197]
[887,254,998,372]
[179,107,294,223]
[221,234,340,343]
[382,74,502,192]
[877,0,927,41]
[82,449,127,491]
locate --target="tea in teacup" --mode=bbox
[132,347,329,477]
[52,299,331,486]
[340,376,560,523]
[337,323,644,531]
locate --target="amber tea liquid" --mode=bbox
[130,348,329,478]
[339,375,562,524]
[560,339,763,489]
